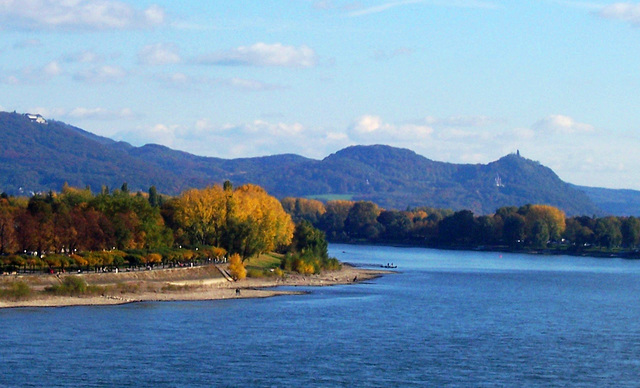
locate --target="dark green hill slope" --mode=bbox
[0,111,620,215]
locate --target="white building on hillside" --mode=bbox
[25,113,47,124]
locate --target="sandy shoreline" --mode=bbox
[0,264,389,309]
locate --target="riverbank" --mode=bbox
[0,264,388,309]
[332,239,640,260]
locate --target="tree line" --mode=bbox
[282,198,640,253]
[0,182,315,274]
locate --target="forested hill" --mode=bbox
[0,111,631,215]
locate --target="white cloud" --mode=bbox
[552,1,603,11]
[73,65,127,83]
[143,5,165,25]
[155,73,283,92]
[510,127,536,140]
[92,111,640,190]
[599,3,640,25]
[0,75,20,85]
[0,61,64,84]
[196,43,317,68]
[532,114,595,134]
[155,72,196,89]
[20,106,136,121]
[26,107,68,118]
[425,115,500,127]
[347,0,498,17]
[350,115,433,141]
[0,0,166,30]
[115,118,350,159]
[222,78,283,91]
[352,115,383,133]
[68,107,136,120]
[347,0,424,16]
[138,43,181,65]
[63,50,104,63]
[43,61,63,76]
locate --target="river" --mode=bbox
[2,244,640,387]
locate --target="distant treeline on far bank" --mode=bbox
[281,197,640,256]
[1,181,639,275]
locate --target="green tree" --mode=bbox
[595,217,622,249]
[564,217,594,249]
[530,219,550,248]
[621,217,640,248]
[290,220,329,259]
[344,201,381,239]
[503,213,526,247]
[319,200,353,239]
[377,210,413,241]
[148,186,160,208]
[438,210,477,246]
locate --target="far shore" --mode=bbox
[0,263,389,309]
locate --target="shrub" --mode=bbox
[0,281,32,300]
[280,253,341,275]
[45,276,103,296]
[246,268,265,278]
[273,267,284,278]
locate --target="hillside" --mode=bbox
[0,112,208,194]
[0,111,631,215]
[573,186,640,216]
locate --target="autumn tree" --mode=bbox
[174,186,228,246]
[0,198,16,254]
[281,197,326,225]
[228,253,246,280]
[227,184,294,259]
[520,204,566,243]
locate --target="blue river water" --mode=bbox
[2,244,640,387]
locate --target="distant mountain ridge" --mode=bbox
[0,111,636,216]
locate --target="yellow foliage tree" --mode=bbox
[172,184,293,260]
[230,185,294,258]
[523,204,566,241]
[281,197,326,223]
[228,253,246,280]
[174,186,228,246]
[144,253,163,267]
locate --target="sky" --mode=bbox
[2,1,640,190]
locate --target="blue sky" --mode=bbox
[2,0,640,189]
